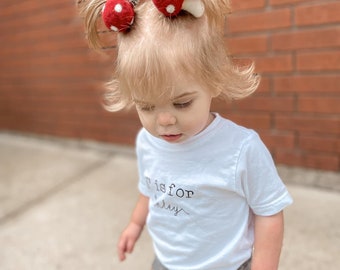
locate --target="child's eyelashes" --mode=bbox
[173,100,193,109]
[135,100,193,112]
[139,105,155,112]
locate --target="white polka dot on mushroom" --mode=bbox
[166,4,176,14]
[114,4,123,13]
[110,25,119,32]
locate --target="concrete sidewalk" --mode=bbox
[0,132,339,270]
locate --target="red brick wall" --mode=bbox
[222,0,340,171]
[0,0,140,144]
[0,0,339,171]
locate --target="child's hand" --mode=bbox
[117,222,144,261]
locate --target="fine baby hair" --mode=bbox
[80,0,260,111]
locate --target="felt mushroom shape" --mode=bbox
[152,0,205,18]
[102,0,136,32]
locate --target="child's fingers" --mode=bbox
[126,238,135,253]
[118,251,126,262]
[117,238,128,261]
[117,236,136,261]
[117,247,126,261]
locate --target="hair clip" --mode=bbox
[152,0,205,18]
[102,0,139,32]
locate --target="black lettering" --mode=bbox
[185,190,194,198]
[168,183,176,196]
[176,188,185,198]
[154,179,160,192]
[160,183,166,193]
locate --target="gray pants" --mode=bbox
[152,257,251,270]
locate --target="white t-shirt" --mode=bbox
[137,114,293,270]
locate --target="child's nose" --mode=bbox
[157,111,176,126]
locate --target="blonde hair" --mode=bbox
[80,0,259,111]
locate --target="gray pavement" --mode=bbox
[0,132,339,270]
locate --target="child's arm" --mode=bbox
[251,211,284,270]
[117,193,149,261]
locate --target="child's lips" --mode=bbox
[161,134,182,142]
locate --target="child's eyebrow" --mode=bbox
[133,98,154,106]
[133,92,197,104]
[133,99,148,105]
[171,91,197,101]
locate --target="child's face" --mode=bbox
[134,78,215,143]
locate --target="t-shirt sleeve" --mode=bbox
[236,132,293,216]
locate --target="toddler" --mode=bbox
[80,0,293,269]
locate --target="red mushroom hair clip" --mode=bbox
[102,0,205,33]
[102,0,138,32]
[152,0,204,18]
